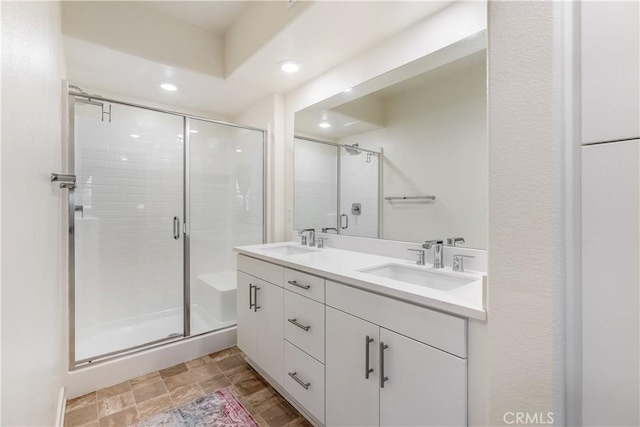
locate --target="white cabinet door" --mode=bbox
[582,1,640,144]
[326,307,380,427]
[237,272,257,362]
[379,328,467,427]
[255,279,284,386]
[582,141,640,426]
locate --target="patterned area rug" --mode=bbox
[134,388,259,427]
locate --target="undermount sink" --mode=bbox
[359,263,475,291]
[261,245,319,256]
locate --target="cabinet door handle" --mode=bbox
[253,286,260,312]
[287,318,311,331]
[249,284,255,310]
[287,280,311,290]
[380,342,389,388]
[365,336,374,379]
[288,372,310,390]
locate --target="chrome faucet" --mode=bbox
[298,228,316,247]
[446,237,465,247]
[422,240,444,268]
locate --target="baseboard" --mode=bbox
[56,386,66,427]
[244,357,323,427]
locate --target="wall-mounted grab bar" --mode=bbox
[384,195,436,201]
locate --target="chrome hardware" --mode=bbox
[300,235,307,245]
[340,214,349,229]
[287,280,311,290]
[173,217,181,240]
[321,227,338,233]
[365,336,374,379]
[407,248,425,265]
[288,372,310,390]
[453,254,475,272]
[422,240,444,268]
[253,286,260,312]
[298,228,316,247]
[384,195,435,201]
[249,284,255,310]
[380,342,389,388]
[317,237,327,249]
[288,318,311,331]
[51,173,76,189]
[447,237,465,247]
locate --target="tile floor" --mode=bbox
[64,347,311,427]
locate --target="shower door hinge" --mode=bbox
[51,173,76,189]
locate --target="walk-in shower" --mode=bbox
[64,89,265,368]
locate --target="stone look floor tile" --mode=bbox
[163,370,196,393]
[287,417,314,427]
[215,355,246,374]
[169,382,204,406]
[136,395,175,420]
[64,403,98,427]
[234,375,268,397]
[132,380,167,404]
[129,372,162,390]
[190,362,222,382]
[98,391,135,418]
[260,402,300,427]
[198,375,231,394]
[185,357,207,370]
[207,347,237,363]
[66,392,97,413]
[96,382,131,400]
[98,407,139,427]
[159,363,188,379]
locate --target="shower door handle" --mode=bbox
[340,214,349,229]
[173,217,181,240]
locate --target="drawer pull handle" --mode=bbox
[288,280,311,290]
[288,318,311,331]
[249,284,254,310]
[380,342,389,388]
[365,336,374,379]
[288,371,310,390]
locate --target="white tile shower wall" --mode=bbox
[74,103,184,336]
[294,138,338,230]
[339,149,379,238]
[339,53,487,248]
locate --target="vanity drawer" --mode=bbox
[326,280,467,358]
[284,290,325,362]
[284,268,325,303]
[284,340,325,424]
[237,254,283,287]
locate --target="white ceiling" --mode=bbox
[64,1,452,118]
[141,1,249,34]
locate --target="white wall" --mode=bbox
[487,1,566,424]
[340,55,487,247]
[1,1,67,425]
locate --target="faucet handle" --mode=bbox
[317,237,328,249]
[453,254,475,272]
[407,248,426,265]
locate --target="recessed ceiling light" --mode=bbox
[160,83,178,91]
[319,122,331,128]
[130,134,140,138]
[236,149,243,153]
[279,60,301,73]
[190,130,198,134]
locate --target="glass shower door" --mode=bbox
[72,100,185,362]
[188,118,264,336]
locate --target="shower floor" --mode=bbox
[76,304,235,362]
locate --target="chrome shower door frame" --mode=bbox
[66,91,267,369]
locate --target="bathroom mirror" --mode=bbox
[293,33,488,249]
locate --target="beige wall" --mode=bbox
[1,1,67,425]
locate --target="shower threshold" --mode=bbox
[75,304,235,362]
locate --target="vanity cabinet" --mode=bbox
[237,258,284,386]
[236,254,469,426]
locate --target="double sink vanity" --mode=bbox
[234,240,486,427]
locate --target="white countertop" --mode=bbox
[234,242,487,321]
